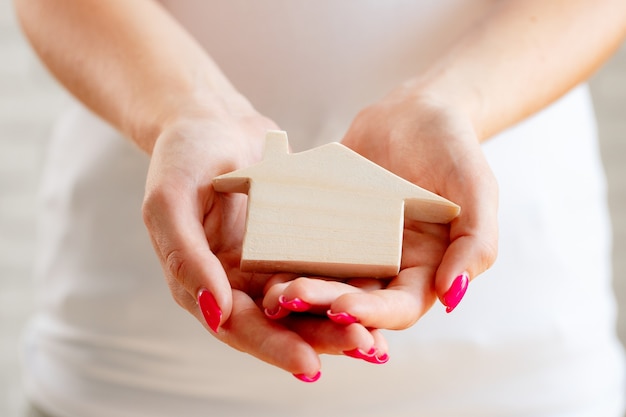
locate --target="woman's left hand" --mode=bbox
[263,84,499,330]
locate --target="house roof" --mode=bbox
[213,130,460,224]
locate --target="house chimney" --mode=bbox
[263,130,289,159]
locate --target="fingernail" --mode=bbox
[327,310,359,325]
[293,371,321,383]
[264,305,285,319]
[442,272,469,313]
[374,352,390,364]
[343,347,389,364]
[198,289,222,332]
[278,295,311,312]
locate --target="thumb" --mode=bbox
[435,185,499,313]
[435,235,498,313]
[143,185,233,332]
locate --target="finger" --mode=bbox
[327,265,438,330]
[263,276,385,318]
[280,315,390,364]
[262,279,391,364]
[263,280,292,319]
[435,170,499,313]
[371,329,389,354]
[143,182,232,331]
[196,289,322,380]
[434,235,496,313]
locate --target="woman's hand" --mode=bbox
[142,108,388,379]
[263,85,499,330]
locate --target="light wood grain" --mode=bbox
[213,130,460,278]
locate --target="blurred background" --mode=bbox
[1,1,625,415]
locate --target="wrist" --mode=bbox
[129,88,257,155]
[401,71,488,142]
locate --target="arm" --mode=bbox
[419,0,626,141]
[15,0,250,331]
[15,0,387,379]
[265,0,626,328]
[399,0,626,314]
[378,0,626,306]
[14,0,242,151]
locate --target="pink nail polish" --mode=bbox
[343,348,389,364]
[327,310,359,325]
[293,371,321,383]
[442,272,469,313]
[373,352,390,364]
[198,289,222,332]
[278,295,311,312]
[264,306,285,319]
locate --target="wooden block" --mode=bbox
[213,130,460,278]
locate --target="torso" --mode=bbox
[23,2,625,416]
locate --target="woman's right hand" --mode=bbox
[141,106,388,380]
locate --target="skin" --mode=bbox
[14,0,626,378]
[265,0,626,327]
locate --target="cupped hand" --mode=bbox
[141,107,387,379]
[264,85,498,330]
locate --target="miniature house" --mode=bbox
[213,130,460,278]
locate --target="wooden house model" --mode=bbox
[213,130,460,278]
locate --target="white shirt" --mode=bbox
[22,2,625,416]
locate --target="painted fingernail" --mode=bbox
[293,371,321,383]
[343,347,389,364]
[374,352,390,364]
[198,289,222,332]
[278,295,311,312]
[442,272,469,313]
[264,305,285,319]
[327,310,359,325]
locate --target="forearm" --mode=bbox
[411,0,626,141]
[14,0,249,153]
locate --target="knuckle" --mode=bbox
[284,277,316,301]
[141,201,153,229]
[289,277,312,292]
[395,308,419,330]
[474,237,499,276]
[165,274,193,310]
[141,187,166,227]
[141,192,159,230]
[164,248,188,286]
[142,182,181,228]
[482,238,499,269]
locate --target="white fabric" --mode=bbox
[22,1,625,416]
